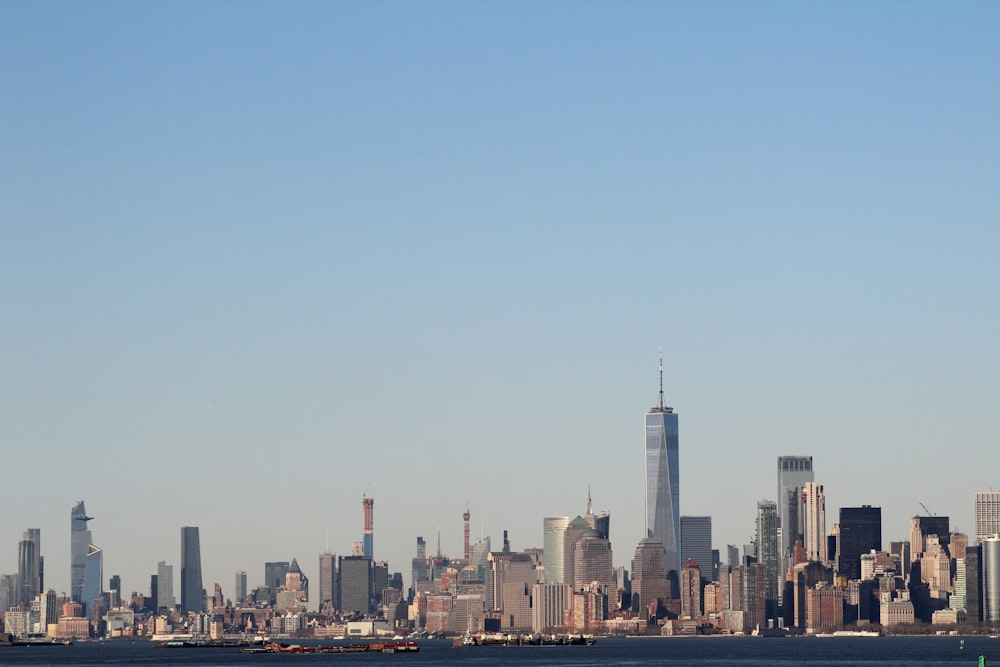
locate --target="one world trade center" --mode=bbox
[645,351,680,575]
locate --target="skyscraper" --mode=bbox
[982,536,1000,622]
[180,527,203,613]
[680,516,713,578]
[317,553,335,612]
[542,517,570,584]
[645,350,680,574]
[17,529,41,607]
[975,492,1000,543]
[755,500,780,625]
[235,570,248,606]
[157,561,175,612]
[82,544,103,614]
[362,496,374,560]
[70,501,93,603]
[839,506,881,580]
[801,482,827,563]
[777,456,814,561]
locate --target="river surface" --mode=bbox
[0,636,998,666]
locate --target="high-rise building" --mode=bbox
[632,537,670,615]
[909,515,949,559]
[680,516,712,580]
[975,492,1000,543]
[563,516,592,590]
[338,555,372,614]
[317,553,335,612]
[777,456,814,561]
[543,517,570,584]
[645,351,680,574]
[264,561,290,604]
[157,561,174,612]
[180,527,203,613]
[573,531,614,592]
[680,558,702,619]
[839,506,881,580]
[234,570,247,606]
[801,482,827,563]
[362,496,374,560]
[487,551,534,632]
[755,500,780,625]
[82,544,103,614]
[983,536,1000,622]
[70,501,93,603]
[584,486,610,540]
[17,529,41,607]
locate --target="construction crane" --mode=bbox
[919,502,936,517]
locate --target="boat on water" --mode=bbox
[457,632,596,647]
[243,641,420,654]
[0,633,72,647]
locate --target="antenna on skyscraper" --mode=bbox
[436,521,442,557]
[658,347,665,410]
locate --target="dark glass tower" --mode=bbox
[645,351,680,574]
[838,506,881,580]
[180,526,203,613]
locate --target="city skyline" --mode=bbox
[2,1,998,602]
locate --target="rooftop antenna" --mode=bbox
[658,347,665,410]
[437,521,442,557]
[586,482,593,517]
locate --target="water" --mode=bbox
[0,636,998,666]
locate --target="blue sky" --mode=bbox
[2,0,998,599]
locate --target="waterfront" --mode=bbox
[0,636,998,666]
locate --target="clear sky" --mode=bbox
[2,0,998,601]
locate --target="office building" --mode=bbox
[680,516,712,580]
[82,543,103,614]
[318,553,335,612]
[839,506,881,580]
[338,555,372,614]
[235,570,247,605]
[632,537,670,615]
[543,517,570,584]
[70,501,93,603]
[157,561,175,612]
[532,582,570,633]
[755,500,780,625]
[645,351,680,574]
[777,456,814,560]
[801,482,827,563]
[563,516,591,590]
[975,492,1000,543]
[17,529,41,607]
[983,536,1000,622]
[180,526,203,613]
[573,531,614,592]
[488,551,534,632]
[910,515,949,558]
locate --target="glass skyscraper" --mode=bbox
[180,526,203,613]
[777,456,814,560]
[645,353,680,574]
[839,506,881,581]
[70,501,93,603]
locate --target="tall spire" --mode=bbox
[586,483,593,518]
[650,347,673,413]
[658,347,665,410]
